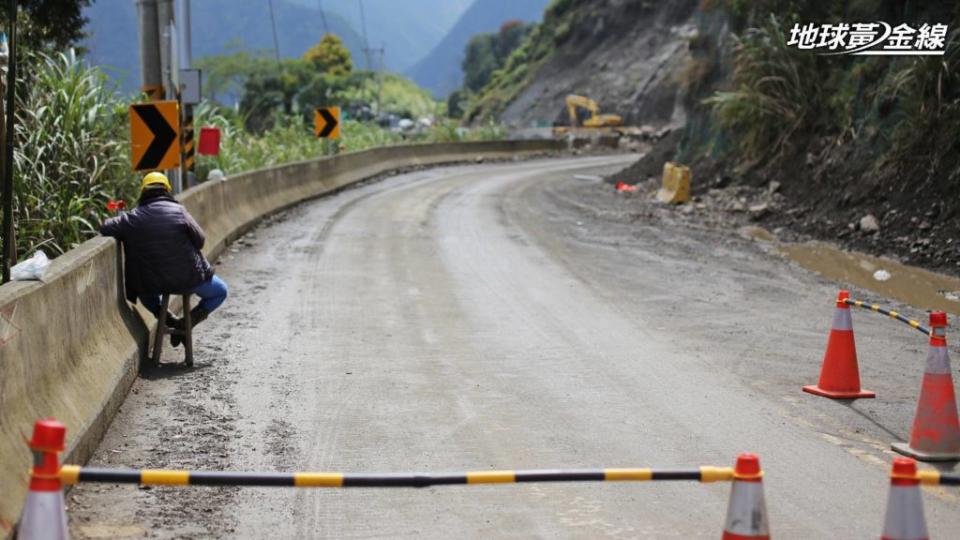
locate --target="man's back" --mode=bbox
[102,195,212,295]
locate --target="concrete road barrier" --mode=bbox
[0,139,564,529]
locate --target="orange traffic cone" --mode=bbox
[17,418,69,540]
[892,311,960,461]
[880,457,928,540]
[721,453,770,540]
[803,290,875,399]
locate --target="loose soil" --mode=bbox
[610,141,960,279]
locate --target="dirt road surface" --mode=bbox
[69,155,960,538]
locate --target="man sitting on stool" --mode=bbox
[101,172,228,346]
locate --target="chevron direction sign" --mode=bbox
[314,107,341,139]
[129,101,180,171]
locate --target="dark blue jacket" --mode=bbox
[101,191,213,300]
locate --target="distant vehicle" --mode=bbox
[345,103,374,122]
[377,113,400,129]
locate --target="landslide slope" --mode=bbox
[467,0,700,128]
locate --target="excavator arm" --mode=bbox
[565,95,599,127]
[564,94,623,128]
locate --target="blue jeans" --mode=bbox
[139,275,229,316]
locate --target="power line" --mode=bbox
[267,0,282,70]
[358,0,371,69]
[317,0,329,34]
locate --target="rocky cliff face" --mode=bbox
[497,0,700,129]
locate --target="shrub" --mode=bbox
[11,50,135,257]
[704,15,826,166]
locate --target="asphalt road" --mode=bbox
[69,155,960,538]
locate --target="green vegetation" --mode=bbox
[303,34,353,76]
[463,21,532,93]
[2,0,92,51]
[198,34,441,133]
[464,0,580,122]
[448,20,532,119]
[696,1,960,183]
[12,51,135,256]
[193,105,501,181]
[704,15,826,164]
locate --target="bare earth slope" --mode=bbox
[499,1,699,128]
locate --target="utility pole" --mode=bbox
[155,0,182,192]
[362,44,385,115]
[1,0,16,283]
[358,0,371,69]
[137,0,163,100]
[156,0,174,102]
[357,0,384,115]
[317,0,329,34]
[267,0,282,70]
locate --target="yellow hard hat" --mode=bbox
[140,172,171,192]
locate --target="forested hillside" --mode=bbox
[406,0,550,97]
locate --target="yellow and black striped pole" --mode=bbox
[182,103,195,186]
[59,466,735,489]
[844,298,931,336]
[917,470,960,486]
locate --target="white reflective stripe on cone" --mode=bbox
[831,307,853,331]
[18,490,69,540]
[925,344,950,375]
[723,481,770,538]
[881,485,928,540]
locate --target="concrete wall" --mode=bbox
[0,139,563,529]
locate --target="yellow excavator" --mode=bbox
[564,94,623,128]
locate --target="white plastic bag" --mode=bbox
[11,250,50,281]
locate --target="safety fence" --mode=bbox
[15,413,960,540]
[805,290,960,463]
[15,418,774,539]
[913,470,960,486]
[842,297,931,336]
[58,465,737,488]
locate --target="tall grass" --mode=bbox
[881,26,960,182]
[11,51,136,257]
[704,15,824,166]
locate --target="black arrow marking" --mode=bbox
[317,108,338,138]
[134,105,177,170]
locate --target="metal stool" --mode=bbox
[151,294,194,367]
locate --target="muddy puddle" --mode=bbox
[778,241,960,316]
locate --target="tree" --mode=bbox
[447,88,467,119]
[461,21,531,93]
[462,33,498,93]
[495,20,529,61]
[303,33,353,76]
[1,0,93,51]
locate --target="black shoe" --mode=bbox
[171,306,210,347]
[161,311,181,330]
